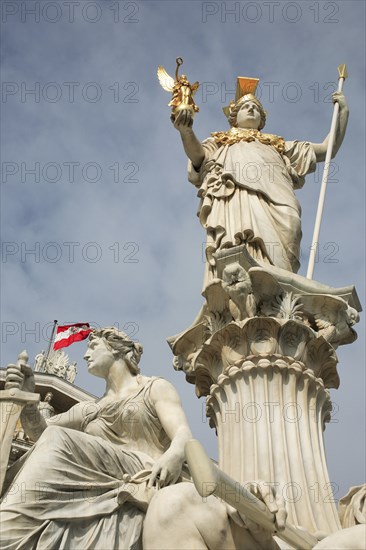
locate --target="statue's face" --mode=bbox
[84,337,115,378]
[236,100,261,130]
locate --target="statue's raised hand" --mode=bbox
[171,108,194,133]
[171,106,205,169]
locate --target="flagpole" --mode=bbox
[306,64,348,280]
[42,320,58,372]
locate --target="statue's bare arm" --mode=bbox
[148,378,193,488]
[172,109,205,170]
[311,92,349,162]
[6,362,86,441]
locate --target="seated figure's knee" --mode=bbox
[144,483,233,549]
[147,483,199,528]
[148,482,229,524]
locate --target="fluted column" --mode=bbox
[207,355,340,534]
[185,316,343,536]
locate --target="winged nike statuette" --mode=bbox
[157,57,199,118]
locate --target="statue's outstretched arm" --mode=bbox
[148,379,192,488]
[311,92,349,162]
[172,109,205,170]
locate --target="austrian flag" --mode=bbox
[53,324,92,350]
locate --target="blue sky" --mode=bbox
[1,0,365,502]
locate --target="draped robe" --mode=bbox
[188,137,316,285]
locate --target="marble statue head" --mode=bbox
[228,95,266,130]
[89,327,143,375]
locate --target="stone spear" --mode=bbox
[307,64,348,279]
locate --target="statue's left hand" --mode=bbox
[250,481,287,531]
[332,91,348,111]
[148,449,183,489]
[228,480,287,542]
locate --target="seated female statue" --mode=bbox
[0,327,193,549]
[1,327,286,550]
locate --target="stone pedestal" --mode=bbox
[169,246,361,537]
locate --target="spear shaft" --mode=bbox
[41,319,58,372]
[306,64,348,280]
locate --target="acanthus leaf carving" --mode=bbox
[260,291,305,322]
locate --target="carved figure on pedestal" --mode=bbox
[159,64,362,549]
[33,350,45,372]
[171,76,348,285]
[168,246,363,548]
[38,392,55,420]
[222,262,257,319]
[65,361,77,383]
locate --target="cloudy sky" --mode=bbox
[1,0,365,502]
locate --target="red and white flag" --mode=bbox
[53,323,92,350]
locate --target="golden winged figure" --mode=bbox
[157,57,199,118]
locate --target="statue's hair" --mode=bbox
[90,327,143,375]
[228,96,266,130]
